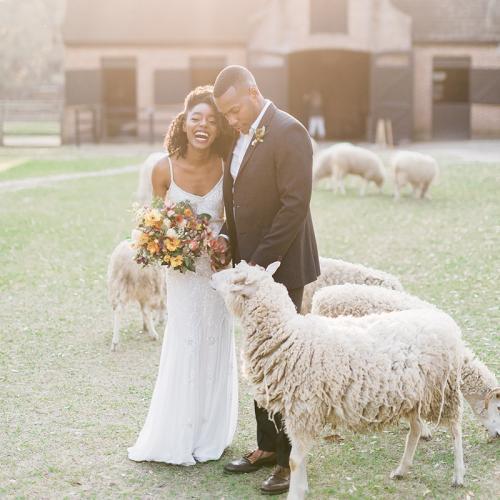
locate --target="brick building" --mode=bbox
[62,0,500,142]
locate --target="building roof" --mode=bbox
[392,0,500,43]
[63,0,268,46]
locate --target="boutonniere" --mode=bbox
[251,125,266,147]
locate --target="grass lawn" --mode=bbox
[0,155,498,498]
[0,157,144,182]
[2,121,61,136]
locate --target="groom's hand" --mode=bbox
[216,235,230,253]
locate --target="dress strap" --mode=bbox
[167,155,175,184]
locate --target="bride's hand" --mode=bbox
[210,237,231,272]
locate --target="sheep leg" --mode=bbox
[287,434,311,500]
[394,182,401,201]
[420,421,433,441]
[111,306,122,351]
[359,178,368,197]
[420,181,431,200]
[337,174,346,195]
[141,305,159,341]
[450,417,465,487]
[390,412,421,479]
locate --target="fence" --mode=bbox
[67,104,182,146]
[0,99,63,146]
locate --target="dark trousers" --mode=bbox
[254,286,304,467]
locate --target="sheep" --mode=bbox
[211,261,466,499]
[136,151,166,204]
[301,257,404,315]
[312,284,500,439]
[313,143,385,196]
[107,239,167,351]
[391,150,439,200]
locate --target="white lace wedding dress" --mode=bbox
[128,157,238,465]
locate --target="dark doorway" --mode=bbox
[190,57,226,89]
[102,58,137,138]
[432,57,471,139]
[370,52,413,144]
[288,50,370,140]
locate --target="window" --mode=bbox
[310,0,348,34]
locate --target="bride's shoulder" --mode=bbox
[151,155,171,191]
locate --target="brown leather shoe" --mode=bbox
[224,449,277,474]
[260,465,290,495]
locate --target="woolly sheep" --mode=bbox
[108,239,167,351]
[212,262,466,498]
[312,284,500,439]
[313,143,385,196]
[136,152,166,204]
[391,150,439,200]
[301,257,404,315]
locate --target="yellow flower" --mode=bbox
[163,254,170,264]
[170,254,184,268]
[166,237,181,252]
[251,125,266,147]
[136,231,150,247]
[144,208,162,228]
[147,240,160,254]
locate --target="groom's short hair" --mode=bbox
[213,65,256,98]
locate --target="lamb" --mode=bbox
[136,151,166,204]
[312,284,500,439]
[391,150,439,200]
[107,239,167,351]
[212,261,466,499]
[313,143,385,196]
[301,257,404,314]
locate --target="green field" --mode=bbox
[1,154,498,498]
[2,121,61,136]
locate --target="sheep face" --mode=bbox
[210,261,280,315]
[480,388,500,439]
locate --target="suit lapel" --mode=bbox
[234,103,277,187]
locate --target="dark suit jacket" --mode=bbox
[221,102,320,290]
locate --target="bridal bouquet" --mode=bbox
[133,198,212,273]
[133,198,229,273]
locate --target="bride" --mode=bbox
[128,86,237,465]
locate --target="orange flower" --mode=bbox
[147,240,160,254]
[135,231,150,247]
[166,237,181,252]
[144,209,162,228]
[184,208,193,217]
[170,254,184,268]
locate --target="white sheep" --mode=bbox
[313,143,385,196]
[301,257,404,315]
[312,284,500,439]
[391,150,439,200]
[107,239,167,351]
[212,262,466,499]
[136,151,166,204]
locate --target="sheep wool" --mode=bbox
[211,262,466,498]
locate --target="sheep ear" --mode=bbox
[229,283,254,298]
[266,261,281,276]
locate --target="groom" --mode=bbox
[214,65,320,495]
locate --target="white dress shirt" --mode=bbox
[230,99,271,181]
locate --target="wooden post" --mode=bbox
[0,102,4,147]
[74,108,80,146]
[375,118,386,146]
[148,109,154,145]
[385,119,394,148]
[92,107,98,143]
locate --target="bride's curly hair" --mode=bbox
[164,85,236,159]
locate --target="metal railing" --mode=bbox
[69,104,182,146]
[0,99,63,146]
